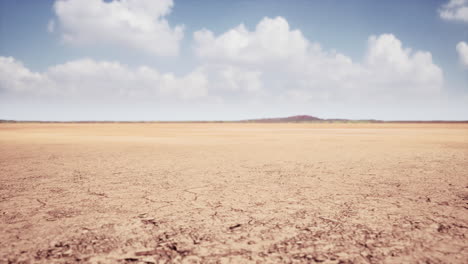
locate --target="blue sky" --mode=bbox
[0,0,467,121]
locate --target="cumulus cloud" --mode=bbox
[0,57,207,100]
[53,0,183,56]
[365,34,443,95]
[0,56,265,104]
[456,41,468,66]
[439,0,468,22]
[194,17,443,102]
[198,64,263,94]
[2,16,444,107]
[194,17,308,63]
[0,57,51,94]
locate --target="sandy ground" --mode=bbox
[0,123,467,263]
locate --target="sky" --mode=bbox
[0,0,467,121]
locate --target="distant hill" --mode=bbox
[241,115,468,123]
[244,115,323,123]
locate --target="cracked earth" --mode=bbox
[0,123,467,263]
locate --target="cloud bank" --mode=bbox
[53,0,183,56]
[2,17,444,105]
[2,14,460,120]
[194,17,443,103]
[0,57,207,101]
[439,0,468,22]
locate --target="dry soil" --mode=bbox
[0,123,467,263]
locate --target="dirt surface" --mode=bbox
[0,123,467,263]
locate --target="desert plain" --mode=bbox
[0,122,467,263]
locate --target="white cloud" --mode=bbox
[364,34,443,96]
[53,0,183,56]
[456,41,468,66]
[0,57,51,94]
[194,17,308,63]
[194,17,443,103]
[219,66,262,92]
[1,16,445,109]
[0,56,263,103]
[0,57,207,100]
[439,0,468,22]
[198,64,263,93]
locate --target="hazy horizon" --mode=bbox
[1,0,468,121]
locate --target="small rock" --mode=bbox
[62,249,73,257]
[313,255,327,262]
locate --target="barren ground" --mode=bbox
[0,123,467,263]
